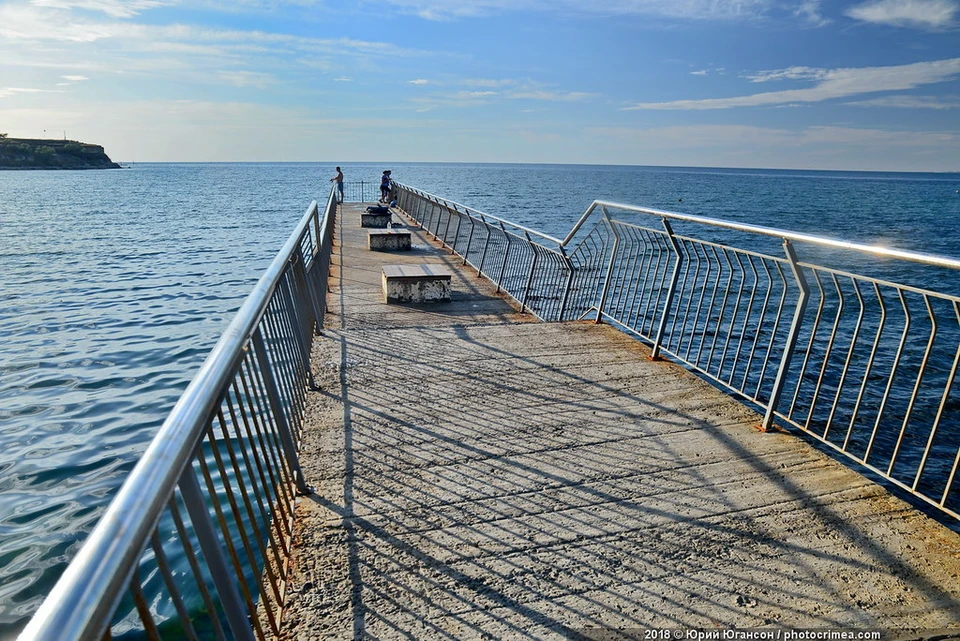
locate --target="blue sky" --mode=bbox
[0,0,958,170]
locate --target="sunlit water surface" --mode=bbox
[1,162,959,636]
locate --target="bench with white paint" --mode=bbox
[368,230,412,252]
[382,264,452,303]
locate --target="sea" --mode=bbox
[1,162,959,636]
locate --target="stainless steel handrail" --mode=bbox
[394,184,573,320]
[19,190,338,641]
[398,184,565,247]
[395,184,960,523]
[576,200,960,270]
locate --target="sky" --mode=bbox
[0,0,958,171]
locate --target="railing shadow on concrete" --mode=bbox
[19,190,338,641]
[393,184,960,524]
[304,321,960,637]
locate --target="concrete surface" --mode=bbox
[368,230,412,252]
[278,202,960,640]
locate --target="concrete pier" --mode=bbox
[279,202,960,639]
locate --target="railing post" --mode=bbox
[594,207,620,324]
[178,467,257,641]
[495,221,512,293]
[761,240,810,431]
[295,244,324,337]
[462,215,476,266]
[521,231,539,314]
[651,218,684,360]
[413,194,423,227]
[477,214,492,277]
[557,245,575,321]
[311,206,334,334]
[417,196,427,230]
[280,267,317,391]
[428,198,440,236]
[441,204,454,248]
[251,329,310,494]
[449,206,464,254]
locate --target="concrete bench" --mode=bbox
[382,264,452,304]
[361,212,392,228]
[368,230,412,252]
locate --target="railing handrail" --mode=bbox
[569,200,960,271]
[19,197,330,641]
[395,183,566,247]
[395,187,960,271]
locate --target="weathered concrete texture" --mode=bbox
[382,264,452,304]
[279,202,960,640]
[361,212,392,228]
[368,230,412,252]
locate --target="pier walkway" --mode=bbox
[279,203,960,639]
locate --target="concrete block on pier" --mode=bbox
[382,264,451,303]
[361,212,391,228]
[368,230,412,252]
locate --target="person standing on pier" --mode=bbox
[379,170,392,203]
[330,166,344,202]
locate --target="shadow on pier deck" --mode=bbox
[280,203,960,639]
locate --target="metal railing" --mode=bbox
[340,180,380,203]
[395,184,960,522]
[19,191,338,641]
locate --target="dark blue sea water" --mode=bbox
[1,163,959,636]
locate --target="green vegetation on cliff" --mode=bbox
[0,137,121,170]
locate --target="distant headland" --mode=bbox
[0,135,121,170]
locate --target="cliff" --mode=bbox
[0,137,121,170]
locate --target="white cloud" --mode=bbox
[409,78,594,111]
[508,89,592,101]
[29,0,174,18]
[409,78,431,85]
[0,86,64,98]
[800,125,958,146]
[845,0,958,29]
[463,78,519,88]
[625,57,960,110]
[746,66,828,83]
[589,123,960,150]
[584,123,960,170]
[379,0,775,21]
[0,4,121,41]
[794,0,831,26]
[847,94,960,108]
[62,75,89,81]
[691,70,708,76]
[218,70,273,88]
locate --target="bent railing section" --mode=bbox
[394,185,576,320]
[395,185,960,522]
[20,192,337,641]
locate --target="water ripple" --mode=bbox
[1,162,959,636]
